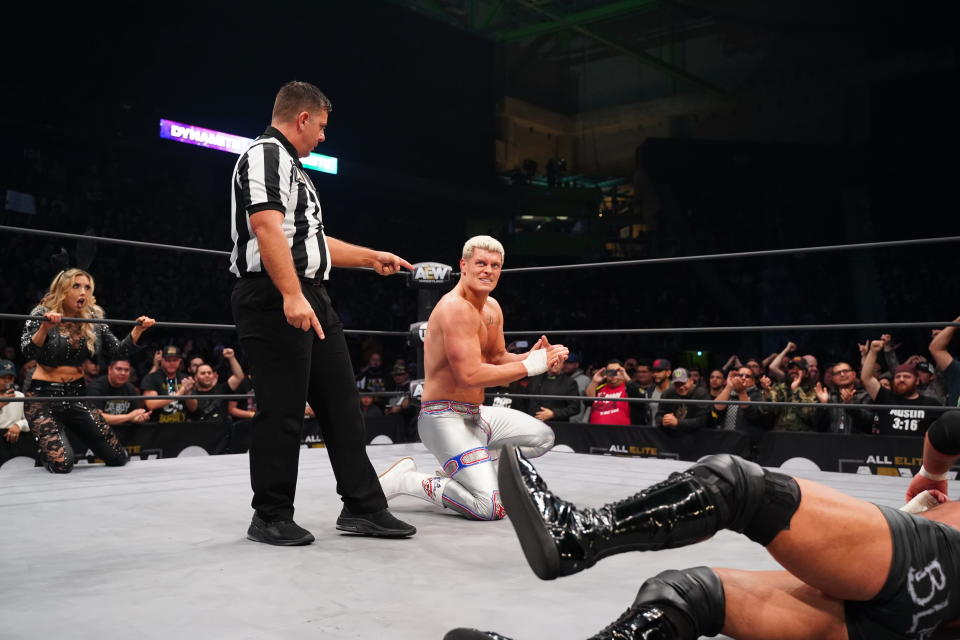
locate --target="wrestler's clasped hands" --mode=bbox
[906,472,950,505]
[530,335,569,367]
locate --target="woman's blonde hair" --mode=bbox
[461,235,505,262]
[37,268,104,354]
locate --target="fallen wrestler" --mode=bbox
[447,410,960,640]
[378,235,568,520]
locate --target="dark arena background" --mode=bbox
[1,2,959,639]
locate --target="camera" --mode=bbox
[515,340,529,349]
[1,382,15,393]
[604,368,620,377]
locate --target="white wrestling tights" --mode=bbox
[417,400,554,520]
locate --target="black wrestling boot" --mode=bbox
[444,609,681,640]
[335,506,417,538]
[498,445,726,580]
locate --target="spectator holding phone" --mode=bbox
[0,359,33,465]
[586,359,647,425]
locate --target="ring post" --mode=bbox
[406,262,453,376]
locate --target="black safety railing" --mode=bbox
[4,390,949,415]
[482,391,953,414]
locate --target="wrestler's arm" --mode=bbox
[442,301,528,388]
[326,236,413,274]
[483,299,527,365]
[906,414,960,501]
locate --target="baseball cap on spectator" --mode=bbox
[916,361,935,375]
[566,352,580,364]
[652,359,672,371]
[786,357,808,371]
[0,360,15,377]
[895,363,918,376]
[162,345,183,359]
[670,368,689,385]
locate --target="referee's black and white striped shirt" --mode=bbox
[229,126,331,281]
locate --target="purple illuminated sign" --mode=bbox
[159,119,338,175]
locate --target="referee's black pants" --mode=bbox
[231,277,387,522]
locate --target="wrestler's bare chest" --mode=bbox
[478,307,499,361]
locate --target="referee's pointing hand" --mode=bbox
[372,252,414,276]
[284,293,325,340]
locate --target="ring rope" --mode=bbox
[495,235,960,274]
[3,313,954,338]
[0,391,405,404]
[0,225,379,273]
[7,225,959,279]
[0,313,408,337]
[503,321,960,337]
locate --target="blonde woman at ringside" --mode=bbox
[20,268,155,473]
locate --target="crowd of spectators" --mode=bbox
[474,322,959,448]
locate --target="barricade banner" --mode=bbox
[756,432,941,477]
[548,423,751,461]
[108,421,229,459]
[303,414,405,447]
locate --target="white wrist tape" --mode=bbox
[900,490,940,514]
[919,465,950,481]
[522,349,548,377]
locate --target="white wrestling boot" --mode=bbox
[378,457,448,508]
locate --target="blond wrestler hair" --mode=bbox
[462,235,505,262]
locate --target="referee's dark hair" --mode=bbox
[272,81,333,123]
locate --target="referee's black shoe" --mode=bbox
[444,630,513,640]
[335,506,416,537]
[246,514,315,546]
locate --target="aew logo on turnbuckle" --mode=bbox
[409,380,424,399]
[407,262,453,288]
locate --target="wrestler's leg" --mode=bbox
[765,479,892,601]
[481,405,554,460]
[499,446,891,595]
[24,399,74,473]
[416,411,503,520]
[64,403,128,466]
[447,568,848,640]
[717,568,848,640]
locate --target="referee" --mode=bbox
[229,81,416,545]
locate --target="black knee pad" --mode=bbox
[928,410,960,456]
[690,453,801,546]
[633,566,725,639]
